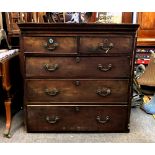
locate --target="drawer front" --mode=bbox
[25,79,129,103]
[79,36,133,54]
[25,56,130,78]
[23,37,77,53]
[26,105,129,132]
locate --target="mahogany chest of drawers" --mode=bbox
[18,23,139,132]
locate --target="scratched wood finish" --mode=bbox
[79,36,133,54]
[25,56,131,78]
[25,79,129,103]
[26,105,129,132]
[23,36,77,53]
[18,23,139,132]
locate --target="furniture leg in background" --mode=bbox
[1,60,12,137]
[0,49,19,138]
[4,99,11,137]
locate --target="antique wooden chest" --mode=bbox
[18,23,139,132]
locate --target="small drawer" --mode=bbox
[25,79,129,103]
[23,36,77,54]
[26,105,129,132]
[25,56,131,78]
[79,36,133,54]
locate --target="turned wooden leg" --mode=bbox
[4,98,12,138]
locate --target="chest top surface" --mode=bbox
[18,23,139,34]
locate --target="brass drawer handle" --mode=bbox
[44,38,59,51]
[46,116,60,124]
[96,88,111,97]
[98,64,112,72]
[45,88,60,96]
[44,64,59,72]
[96,115,110,124]
[98,39,114,53]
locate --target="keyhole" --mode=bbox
[75,80,80,86]
[75,57,80,63]
[75,106,80,112]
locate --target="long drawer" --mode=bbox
[25,56,131,78]
[23,36,77,54]
[26,105,129,132]
[25,79,129,103]
[79,36,133,54]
